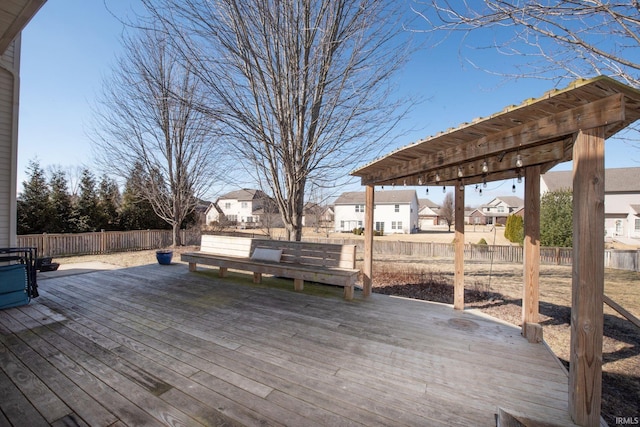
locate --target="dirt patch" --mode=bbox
[370,257,640,424]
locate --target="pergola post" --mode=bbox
[523,165,542,342]
[363,184,374,297]
[569,128,605,426]
[454,184,465,310]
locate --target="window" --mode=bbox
[375,222,384,232]
[241,202,248,208]
[227,215,237,222]
[224,202,231,209]
[616,220,623,235]
[358,221,363,227]
[355,204,364,212]
[391,221,403,230]
[394,204,400,212]
[636,219,640,231]
[246,216,253,223]
[498,206,504,213]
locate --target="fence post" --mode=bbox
[42,233,48,257]
[555,247,561,265]
[100,230,106,254]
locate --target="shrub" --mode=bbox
[477,238,488,245]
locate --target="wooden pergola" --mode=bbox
[351,76,640,427]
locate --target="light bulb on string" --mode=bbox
[442,186,446,193]
[516,154,523,168]
[481,161,488,173]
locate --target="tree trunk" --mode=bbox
[172,222,182,247]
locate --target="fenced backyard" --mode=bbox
[16,229,201,257]
[16,230,640,271]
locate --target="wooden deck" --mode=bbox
[0,263,579,426]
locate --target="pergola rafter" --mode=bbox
[351,76,640,427]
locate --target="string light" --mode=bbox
[483,177,487,188]
[435,172,440,183]
[418,176,423,185]
[442,186,446,193]
[481,161,488,173]
[458,181,464,191]
[516,154,523,168]
[517,172,523,183]
[479,188,483,196]
[457,166,463,178]
[425,188,429,195]
[512,183,516,193]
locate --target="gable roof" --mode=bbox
[486,196,524,208]
[334,189,417,205]
[418,198,440,209]
[542,167,640,193]
[218,189,269,201]
[630,205,640,215]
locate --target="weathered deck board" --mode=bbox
[0,263,581,426]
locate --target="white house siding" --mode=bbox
[333,190,419,234]
[0,38,19,248]
[628,207,640,239]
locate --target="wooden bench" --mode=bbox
[181,235,360,300]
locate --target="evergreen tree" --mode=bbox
[504,214,524,245]
[48,168,73,233]
[73,169,101,232]
[16,160,52,234]
[540,189,573,248]
[119,164,169,230]
[97,175,121,230]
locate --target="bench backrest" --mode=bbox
[199,235,356,269]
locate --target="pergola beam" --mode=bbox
[359,94,624,186]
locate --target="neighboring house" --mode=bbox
[418,198,441,229]
[541,167,640,239]
[301,203,334,228]
[470,196,524,226]
[205,189,272,228]
[628,205,640,239]
[333,189,419,234]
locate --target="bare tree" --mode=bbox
[416,1,640,87]
[92,27,222,246]
[140,0,414,241]
[440,191,454,232]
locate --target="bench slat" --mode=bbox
[185,235,359,300]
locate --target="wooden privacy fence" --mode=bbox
[15,231,639,271]
[300,237,638,271]
[17,230,201,257]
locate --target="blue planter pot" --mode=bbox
[156,250,173,265]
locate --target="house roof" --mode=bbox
[542,167,640,193]
[630,205,640,215]
[334,189,417,205]
[485,196,524,208]
[0,0,46,54]
[418,198,440,209]
[218,189,268,201]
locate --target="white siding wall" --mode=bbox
[219,199,256,223]
[334,199,419,234]
[0,38,19,247]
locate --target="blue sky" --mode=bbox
[17,1,639,207]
